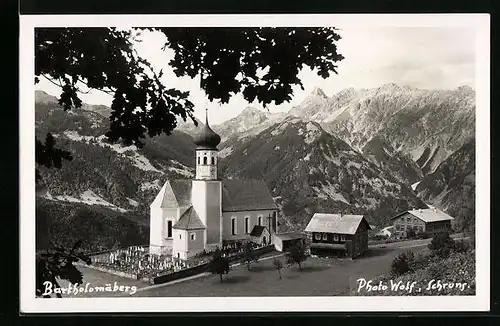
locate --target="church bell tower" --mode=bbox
[191,108,223,246]
[193,109,220,180]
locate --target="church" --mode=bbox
[149,111,279,260]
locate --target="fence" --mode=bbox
[150,244,276,285]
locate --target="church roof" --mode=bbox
[173,206,206,230]
[151,179,278,212]
[193,111,221,150]
[151,180,192,208]
[222,179,278,212]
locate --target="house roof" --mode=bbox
[222,179,278,212]
[249,225,268,237]
[173,206,206,230]
[273,232,304,241]
[151,179,278,212]
[390,208,454,223]
[304,213,371,235]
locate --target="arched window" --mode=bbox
[211,157,215,165]
[197,157,200,164]
[203,156,207,165]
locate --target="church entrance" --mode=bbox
[263,236,267,245]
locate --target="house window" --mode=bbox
[322,233,328,241]
[333,234,339,241]
[245,217,250,234]
[167,220,172,238]
[314,233,321,240]
[231,217,237,235]
[203,156,208,165]
[258,216,262,226]
[340,234,346,242]
[211,157,215,165]
[190,233,196,241]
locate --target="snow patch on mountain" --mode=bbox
[63,130,162,173]
[139,179,162,192]
[313,181,350,204]
[218,146,234,158]
[44,190,128,212]
[411,181,421,191]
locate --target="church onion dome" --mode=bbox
[194,110,221,150]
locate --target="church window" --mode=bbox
[258,216,262,226]
[333,234,339,241]
[190,233,196,241]
[231,217,237,235]
[203,156,208,165]
[211,157,215,165]
[167,220,172,238]
[179,234,181,239]
[314,233,321,240]
[198,157,200,164]
[245,217,250,234]
[322,233,328,241]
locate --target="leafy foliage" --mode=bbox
[35,27,343,152]
[287,241,308,271]
[272,256,285,280]
[428,232,456,258]
[243,242,259,271]
[390,250,416,277]
[36,240,92,298]
[209,248,230,283]
[155,27,343,106]
[36,133,73,182]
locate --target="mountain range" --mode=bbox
[34,83,475,251]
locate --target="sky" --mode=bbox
[36,26,476,125]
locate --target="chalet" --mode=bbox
[390,208,454,238]
[304,213,371,258]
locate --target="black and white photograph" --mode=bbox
[19,14,490,312]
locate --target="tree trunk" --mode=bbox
[298,262,302,271]
[278,269,282,280]
[247,262,251,271]
[220,273,223,283]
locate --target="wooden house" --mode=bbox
[390,208,453,238]
[304,213,371,258]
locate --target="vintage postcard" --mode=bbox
[19,14,490,313]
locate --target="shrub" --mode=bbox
[406,228,416,239]
[416,232,430,239]
[391,250,415,277]
[428,232,455,258]
[453,239,471,253]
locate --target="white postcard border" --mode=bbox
[19,13,490,313]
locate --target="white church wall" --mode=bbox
[192,180,221,245]
[172,229,188,259]
[222,209,277,242]
[149,205,163,251]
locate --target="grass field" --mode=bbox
[133,244,430,297]
[48,239,439,298]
